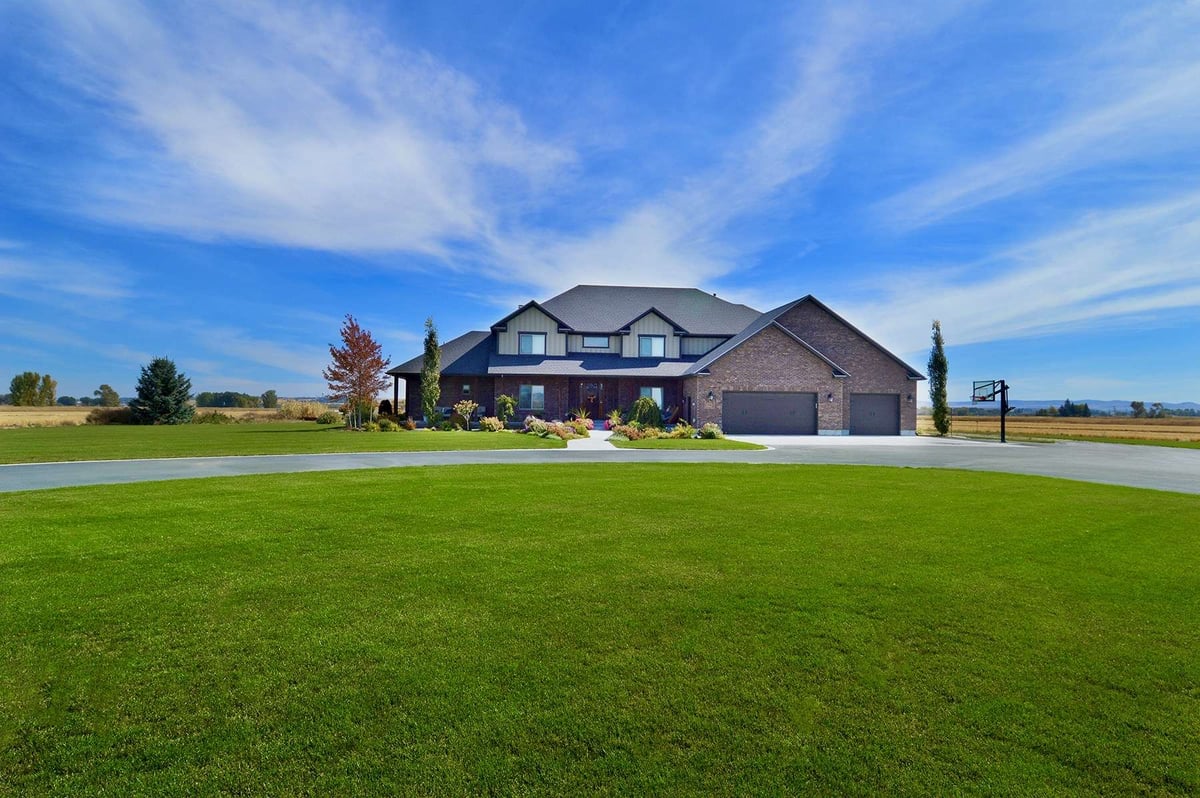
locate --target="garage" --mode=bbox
[723,391,817,435]
[849,393,900,435]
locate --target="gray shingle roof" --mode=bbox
[539,285,761,335]
[387,330,491,375]
[487,354,697,378]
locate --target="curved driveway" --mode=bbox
[2,437,1198,495]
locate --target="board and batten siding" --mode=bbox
[567,334,620,354]
[621,313,680,358]
[680,336,727,356]
[496,307,567,355]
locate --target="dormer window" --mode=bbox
[519,332,547,355]
[638,335,666,358]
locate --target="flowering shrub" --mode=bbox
[453,399,479,429]
[523,415,548,436]
[567,419,590,437]
[479,416,504,432]
[699,422,724,439]
[611,423,662,441]
[669,422,696,439]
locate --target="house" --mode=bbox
[388,285,925,435]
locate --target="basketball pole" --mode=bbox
[999,379,1009,443]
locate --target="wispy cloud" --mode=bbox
[0,247,135,304]
[30,0,573,255]
[876,5,1200,229]
[841,189,1200,355]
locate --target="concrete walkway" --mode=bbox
[2,436,1198,495]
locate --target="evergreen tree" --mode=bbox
[420,316,441,423]
[130,357,194,424]
[928,320,950,435]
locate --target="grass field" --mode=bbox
[609,437,764,450]
[919,414,1200,447]
[2,464,1197,794]
[0,422,563,464]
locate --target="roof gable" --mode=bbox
[490,301,571,333]
[780,296,925,380]
[540,285,760,336]
[686,312,849,376]
[618,306,687,334]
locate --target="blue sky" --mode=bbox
[2,1,1199,402]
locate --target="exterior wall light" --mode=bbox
[826,393,833,402]
[706,390,715,401]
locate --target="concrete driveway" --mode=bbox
[2,436,1198,495]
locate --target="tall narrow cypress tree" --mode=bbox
[420,316,441,424]
[928,320,950,435]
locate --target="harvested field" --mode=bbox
[0,406,285,428]
[919,414,1200,443]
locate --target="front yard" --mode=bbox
[0,422,564,464]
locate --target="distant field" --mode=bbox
[0,406,282,428]
[919,414,1200,446]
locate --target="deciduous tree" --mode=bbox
[95,384,120,407]
[260,389,278,409]
[130,357,194,424]
[420,316,441,423]
[37,374,57,406]
[323,315,390,409]
[9,372,41,406]
[928,320,950,435]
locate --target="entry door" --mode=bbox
[580,382,605,418]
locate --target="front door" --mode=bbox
[580,382,605,419]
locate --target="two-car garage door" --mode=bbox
[723,392,817,435]
[723,390,901,435]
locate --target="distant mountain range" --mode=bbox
[949,399,1200,413]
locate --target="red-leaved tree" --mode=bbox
[323,315,390,409]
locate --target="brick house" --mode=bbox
[388,285,925,435]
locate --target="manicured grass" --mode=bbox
[0,422,563,464]
[609,437,765,450]
[2,464,1198,794]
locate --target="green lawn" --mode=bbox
[609,437,765,450]
[0,422,563,464]
[2,465,1198,794]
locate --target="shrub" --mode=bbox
[453,399,479,429]
[549,422,578,440]
[607,408,623,427]
[568,419,590,437]
[363,421,381,432]
[610,423,645,441]
[669,422,696,439]
[315,410,342,425]
[86,407,134,425]
[628,396,662,428]
[378,418,398,432]
[378,399,393,416]
[403,418,417,431]
[478,416,504,432]
[278,400,328,420]
[496,394,516,425]
[523,415,548,436]
[449,412,470,430]
[192,410,235,424]
[437,420,454,431]
[699,422,724,439]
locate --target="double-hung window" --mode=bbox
[519,332,547,355]
[638,335,666,358]
[640,386,664,407]
[519,384,545,412]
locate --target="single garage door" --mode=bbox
[849,393,900,435]
[723,391,817,435]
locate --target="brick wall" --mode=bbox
[688,325,844,430]
[776,303,918,432]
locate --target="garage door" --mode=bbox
[849,393,900,435]
[723,392,817,434]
